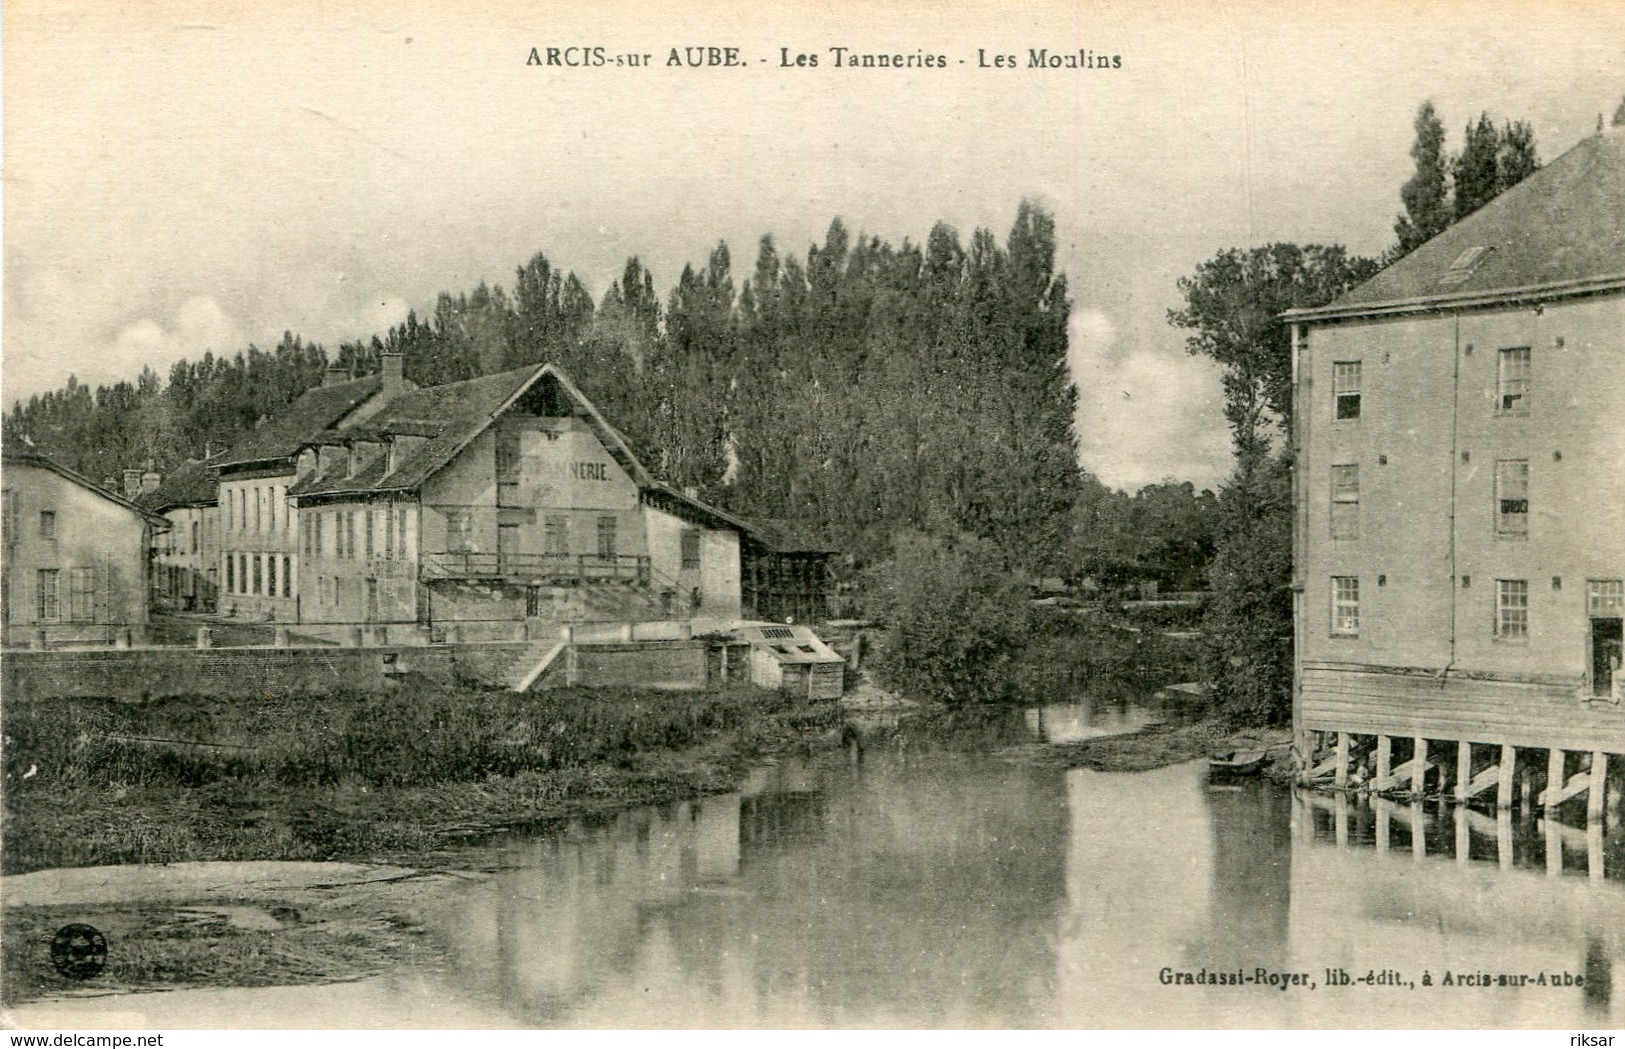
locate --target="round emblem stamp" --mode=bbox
[49,923,108,979]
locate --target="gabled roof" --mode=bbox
[137,455,224,512]
[289,363,656,500]
[1288,129,1625,322]
[2,450,171,528]
[216,375,386,470]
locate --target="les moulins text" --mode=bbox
[527,46,1122,70]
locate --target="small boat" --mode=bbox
[1208,749,1268,783]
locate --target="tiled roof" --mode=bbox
[136,456,223,512]
[215,375,385,469]
[289,363,656,499]
[1290,129,1625,321]
[3,450,171,526]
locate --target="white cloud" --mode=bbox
[1068,307,1230,493]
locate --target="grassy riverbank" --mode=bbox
[2,684,840,876]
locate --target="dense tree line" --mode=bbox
[5,205,1078,585]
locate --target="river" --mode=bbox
[11,691,1625,1029]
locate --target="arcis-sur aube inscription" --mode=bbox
[525,46,1122,71]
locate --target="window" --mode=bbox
[38,510,56,539]
[266,554,277,598]
[253,554,263,595]
[226,491,233,531]
[383,506,395,560]
[365,510,375,560]
[397,505,408,560]
[191,520,200,554]
[1497,347,1530,413]
[1331,576,1359,636]
[1589,580,1624,616]
[36,568,60,621]
[226,554,235,593]
[69,567,95,622]
[545,514,568,556]
[1333,361,1361,420]
[1330,465,1359,540]
[1495,460,1529,537]
[446,510,473,553]
[1496,579,1529,640]
[239,553,249,594]
[681,530,702,570]
[347,512,358,561]
[597,516,617,560]
[3,488,18,538]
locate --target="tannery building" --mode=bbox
[286,361,745,641]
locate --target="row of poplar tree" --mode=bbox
[4,204,1077,587]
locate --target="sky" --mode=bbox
[4,0,1623,492]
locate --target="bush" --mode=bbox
[866,531,1033,704]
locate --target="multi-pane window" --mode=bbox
[365,511,376,560]
[191,520,200,554]
[597,516,618,560]
[68,567,95,622]
[226,554,235,593]
[545,515,569,556]
[266,554,277,598]
[1331,576,1359,636]
[240,554,249,594]
[1496,579,1529,640]
[1495,460,1529,536]
[1497,347,1530,414]
[253,554,264,595]
[383,506,395,560]
[36,568,60,621]
[1333,362,1362,420]
[282,555,292,598]
[1589,580,1625,616]
[1330,465,1359,540]
[347,512,359,561]
[446,510,473,553]
[681,530,702,570]
[38,510,56,539]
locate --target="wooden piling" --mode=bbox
[1546,817,1563,877]
[1455,804,1470,864]
[1547,748,1565,810]
[1497,808,1513,870]
[1498,745,1516,810]
[1376,736,1392,792]
[1412,737,1427,795]
[1336,732,1350,790]
[1455,740,1472,803]
[1588,752,1607,825]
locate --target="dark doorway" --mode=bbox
[1592,617,1623,696]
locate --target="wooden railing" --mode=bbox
[420,551,651,586]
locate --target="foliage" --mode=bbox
[5,205,1077,590]
[866,531,1033,704]
[1070,476,1218,592]
[1614,95,1625,128]
[1394,101,1452,254]
[1170,244,1377,725]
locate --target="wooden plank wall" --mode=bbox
[1301,662,1625,753]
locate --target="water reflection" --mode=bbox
[426,750,1068,1027]
[20,699,1623,1030]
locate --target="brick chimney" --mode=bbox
[122,469,144,500]
[380,350,404,392]
[140,468,161,494]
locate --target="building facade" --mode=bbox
[1,451,169,645]
[289,362,746,641]
[1287,129,1625,761]
[140,457,223,612]
[212,361,404,621]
